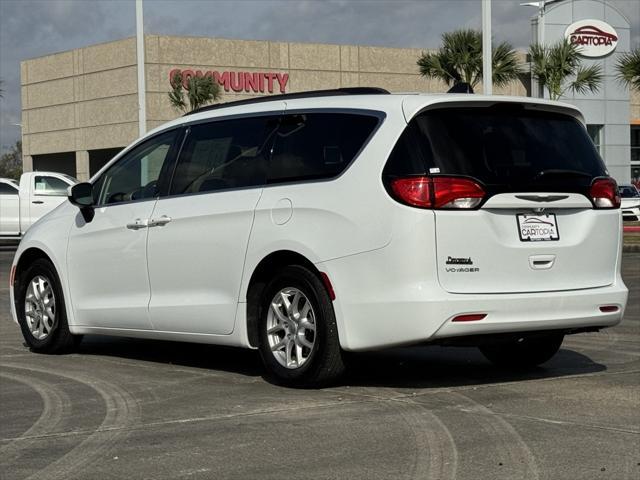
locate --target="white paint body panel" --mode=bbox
[0,172,75,237]
[9,94,628,353]
[67,201,157,330]
[147,190,262,335]
[0,179,20,235]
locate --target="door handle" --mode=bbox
[32,200,44,204]
[126,218,149,230]
[148,215,172,227]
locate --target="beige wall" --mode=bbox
[22,34,531,163]
[21,37,140,158]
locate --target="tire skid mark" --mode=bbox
[446,391,539,480]
[0,370,71,467]
[1,362,141,480]
[565,330,640,363]
[564,330,620,354]
[362,388,458,480]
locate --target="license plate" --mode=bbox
[517,213,559,242]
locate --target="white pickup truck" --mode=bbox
[0,172,77,239]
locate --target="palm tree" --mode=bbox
[417,29,522,92]
[616,48,640,92]
[168,72,222,113]
[529,39,603,100]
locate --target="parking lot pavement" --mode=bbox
[0,250,638,480]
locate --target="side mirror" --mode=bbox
[68,183,95,223]
[68,182,94,207]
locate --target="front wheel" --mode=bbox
[479,333,564,368]
[16,258,81,353]
[257,265,345,387]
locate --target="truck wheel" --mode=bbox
[479,333,564,368]
[16,258,81,353]
[257,265,345,387]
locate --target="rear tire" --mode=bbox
[479,333,564,368]
[16,258,81,354]
[257,265,345,387]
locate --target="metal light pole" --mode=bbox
[136,0,147,137]
[482,0,492,95]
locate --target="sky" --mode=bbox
[0,0,638,153]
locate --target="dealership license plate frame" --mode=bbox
[517,213,560,242]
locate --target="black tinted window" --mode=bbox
[269,113,379,183]
[387,106,607,192]
[0,183,18,194]
[170,116,279,195]
[619,186,639,198]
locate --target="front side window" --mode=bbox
[268,113,380,183]
[170,116,280,195]
[93,129,180,206]
[34,176,69,196]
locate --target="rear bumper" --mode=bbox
[329,279,627,351]
[428,284,626,342]
[320,210,627,351]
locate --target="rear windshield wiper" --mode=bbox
[532,169,593,181]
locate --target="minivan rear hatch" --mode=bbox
[392,102,619,294]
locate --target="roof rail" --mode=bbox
[184,87,390,116]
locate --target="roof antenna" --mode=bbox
[447,83,474,94]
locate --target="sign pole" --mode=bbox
[136,0,146,137]
[482,0,492,95]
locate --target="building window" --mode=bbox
[587,125,603,154]
[632,126,640,188]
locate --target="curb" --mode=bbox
[623,244,640,253]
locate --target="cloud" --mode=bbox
[1,0,638,153]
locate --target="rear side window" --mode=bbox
[268,113,379,183]
[385,106,607,194]
[0,183,18,195]
[170,116,280,195]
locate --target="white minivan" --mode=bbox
[9,89,628,386]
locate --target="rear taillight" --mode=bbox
[590,178,620,209]
[389,176,485,209]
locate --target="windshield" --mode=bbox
[407,106,607,194]
[619,185,639,198]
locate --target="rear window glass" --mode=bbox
[385,106,607,193]
[619,185,639,198]
[268,113,379,183]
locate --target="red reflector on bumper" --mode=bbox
[452,313,487,322]
[9,265,16,287]
[599,305,619,313]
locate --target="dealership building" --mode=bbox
[19,0,639,183]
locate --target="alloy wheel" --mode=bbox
[24,275,56,340]
[266,287,316,369]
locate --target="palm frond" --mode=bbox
[492,41,523,87]
[529,39,602,100]
[417,28,521,90]
[616,49,640,91]
[569,64,603,96]
[168,71,222,113]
